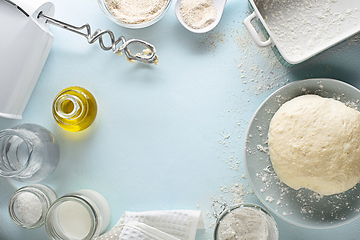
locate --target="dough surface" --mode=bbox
[268,95,360,195]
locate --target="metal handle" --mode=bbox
[211,200,228,220]
[38,13,158,64]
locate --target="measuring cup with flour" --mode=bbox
[212,202,279,240]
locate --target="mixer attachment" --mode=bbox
[38,13,158,64]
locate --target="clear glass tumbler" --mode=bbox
[0,123,60,183]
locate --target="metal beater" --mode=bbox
[38,13,158,64]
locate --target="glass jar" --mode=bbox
[45,189,111,240]
[212,202,279,240]
[52,86,97,132]
[9,184,57,229]
[0,123,60,183]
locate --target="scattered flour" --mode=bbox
[180,0,217,29]
[219,183,246,204]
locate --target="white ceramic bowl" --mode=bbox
[245,78,360,229]
[98,0,172,29]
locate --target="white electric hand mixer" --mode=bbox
[0,0,157,119]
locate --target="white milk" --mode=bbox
[76,189,111,233]
[45,189,111,239]
[58,201,92,239]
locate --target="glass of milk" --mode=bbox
[213,202,279,240]
[45,189,111,240]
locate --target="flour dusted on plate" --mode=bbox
[105,0,168,24]
[180,0,217,29]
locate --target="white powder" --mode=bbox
[105,0,168,24]
[253,0,360,61]
[15,192,42,225]
[180,0,217,29]
[218,207,270,240]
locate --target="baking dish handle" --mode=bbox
[244,12,272,47]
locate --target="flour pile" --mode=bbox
[180,0,217,29]
[105,0,168,24]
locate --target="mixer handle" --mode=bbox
[38,12,158,64]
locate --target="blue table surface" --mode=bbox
[1,0,360,239]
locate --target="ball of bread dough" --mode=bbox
[268,95,360,195]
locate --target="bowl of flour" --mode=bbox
[98,0,172,28]
[213,203,278,240]
[244,78,360,228]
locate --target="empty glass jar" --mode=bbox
[0,123,60,183]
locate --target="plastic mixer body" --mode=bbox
[0,0,54,119]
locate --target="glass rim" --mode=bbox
[9,185,54,229]
[0,130,33,177]
[45,194,100,240]
[52,88,88,125]
[54,94,84,119]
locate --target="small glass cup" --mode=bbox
[45,189,111,240]
[97,0,172,29]
[212,202,279,240]
[0,123,60,183]
[9,184,57,229]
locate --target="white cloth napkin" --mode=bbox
[96,210,205,240]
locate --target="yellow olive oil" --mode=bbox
[52,86,97,132]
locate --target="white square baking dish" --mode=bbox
[244,0,360,67]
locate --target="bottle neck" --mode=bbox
[54,94,83,120]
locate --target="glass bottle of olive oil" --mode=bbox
[52,86,97,132]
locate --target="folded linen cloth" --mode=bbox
[96,210,205,240]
